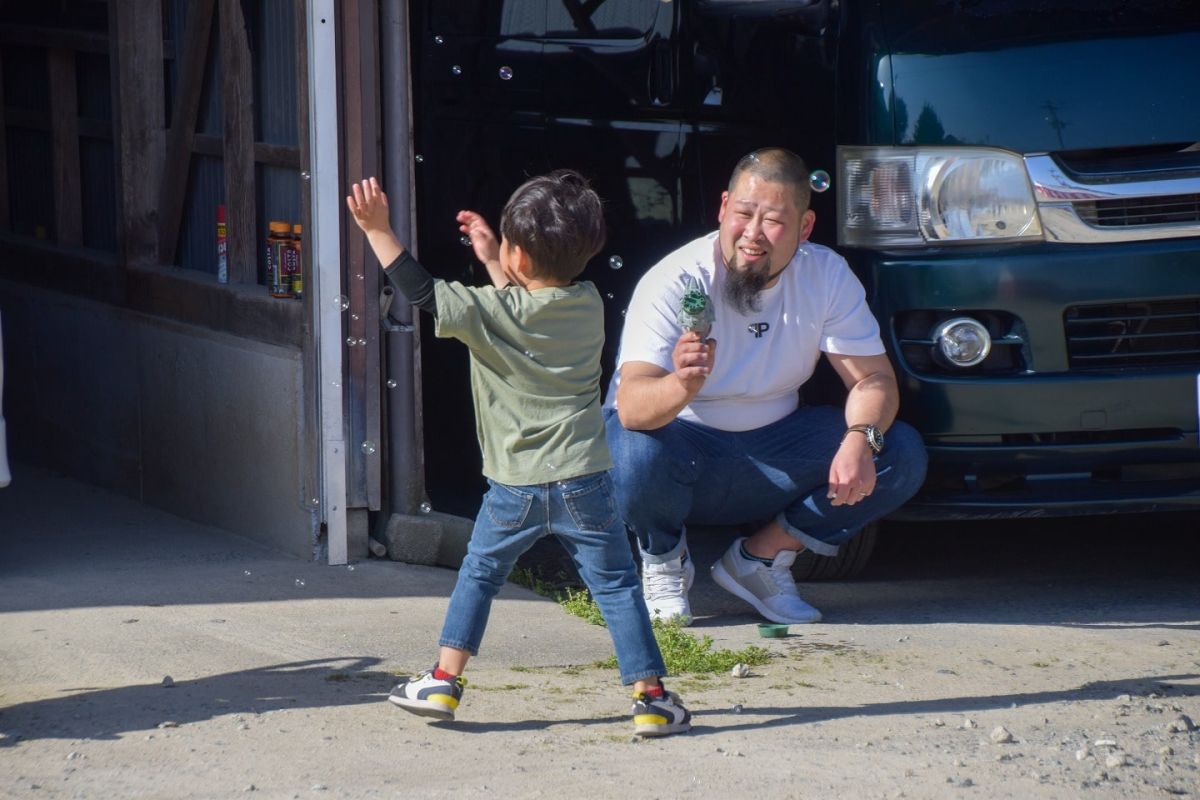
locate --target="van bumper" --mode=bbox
[848,239,1200,519]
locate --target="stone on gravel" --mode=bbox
[990,726,1014,744]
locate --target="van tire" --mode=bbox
[790,523,878,581]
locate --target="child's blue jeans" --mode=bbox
[438,472,666,685]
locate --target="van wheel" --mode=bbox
[790,523,878,581]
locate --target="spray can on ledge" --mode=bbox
[267,220,291,297]
[216,205,229,284]
[286,223,303,298]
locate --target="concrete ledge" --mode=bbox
[380,510,474,568]
[0,235,302,349]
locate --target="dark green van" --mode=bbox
[410,0,1200,524]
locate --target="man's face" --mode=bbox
[717,173,815,288]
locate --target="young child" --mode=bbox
[346,170,691,737]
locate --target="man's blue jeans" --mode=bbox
[604,405,927,562]
[439,472,666,685]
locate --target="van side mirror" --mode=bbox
[692,0,834,35]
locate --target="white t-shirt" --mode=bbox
[606,232,884,432]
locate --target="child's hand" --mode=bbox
[346,177,391,235]
[456,210,501,266]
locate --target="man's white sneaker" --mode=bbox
[640,550,696,626]
[710,537,823,624]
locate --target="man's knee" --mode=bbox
[606,420,673,490]
[880,421,927,497]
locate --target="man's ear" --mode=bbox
[799,209,816,242]
[717,190,730,224]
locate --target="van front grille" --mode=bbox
[1075,194,1200,227]
[1064,299,1200,369]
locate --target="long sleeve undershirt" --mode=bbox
[382,251,438,316]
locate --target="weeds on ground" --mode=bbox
[512,567,773,675]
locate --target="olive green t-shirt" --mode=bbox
[432,278,612,486]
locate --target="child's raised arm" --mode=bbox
[456,210,508,288]
[347,177,404,267]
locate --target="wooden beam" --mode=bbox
[48,48,83,246]
[0,51,9,232]
[109,0,165,267]
[0,26,110,54]
[340,0,370,508]
[4,109,109,140]
[159,0,215,266]
[191,134,301,169]
[358,0,383,512]
[219,0,257,285]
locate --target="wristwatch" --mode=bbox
[844,424,885,455]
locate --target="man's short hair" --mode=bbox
[500,169,606,282]
[728,147,811,211]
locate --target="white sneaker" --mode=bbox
[640,549,696,626]
[710,537,822,624]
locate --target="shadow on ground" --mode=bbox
[0,657,389,744]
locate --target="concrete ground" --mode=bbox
[1,464,1198,799]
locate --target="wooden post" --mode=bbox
[108,0,165,266]
[219,0,257,285]
[159,0,216,266]
[48,48,83,247]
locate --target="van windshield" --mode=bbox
[882,0,1198,51]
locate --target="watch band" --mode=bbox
[844,424,884,454]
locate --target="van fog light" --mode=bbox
[934,317,992,367]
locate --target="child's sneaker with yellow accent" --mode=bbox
[388,668,466,721]
[631,686,691,737]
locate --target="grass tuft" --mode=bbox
[553,583,771,675]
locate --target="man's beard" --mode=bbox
[723,255,773,315]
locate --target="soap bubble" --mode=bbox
[357,338,366,346]
[809,169,831,193]
[346,337,356,346]
[295,579,305,588]
[450,65,463,76]
[386,379,398,389]
[460,235,471,246]
[334,295,349,311]
[361,441,377,455]
[414,154,424,164]
[499,66,513,81]
[609,255,623,270]
[419,501,432,514]
[605,292,614,300]
[433,35,445,45]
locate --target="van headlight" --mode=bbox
[838,147,1043,247]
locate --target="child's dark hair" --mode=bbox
[499,169,606,282]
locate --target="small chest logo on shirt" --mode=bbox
[747,322,771,338]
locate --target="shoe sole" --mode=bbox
[388,694,456,721]
[648,609,693,627]
[634,721,692,737]
[710,560,822,624]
